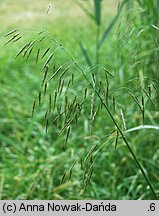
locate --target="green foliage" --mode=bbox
[77,0,129,66]
[0,0,159,200]
[98,0,129,49]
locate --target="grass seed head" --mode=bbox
[41,47,50,59]
[4,29,17,37]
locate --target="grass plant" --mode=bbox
[0,0,158,199]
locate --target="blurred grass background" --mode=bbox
[0,0,159,200]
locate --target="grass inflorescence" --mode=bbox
[0,0,159,200]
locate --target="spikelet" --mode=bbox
[23,41,36,58]
[36,48,40,64]
[4,29,17,37]
[120,108,126,130]
[59,67,69,80]
[42,64,49,86]
[46,2,51,14]
[31,98,36,118]
[12,35,22,43]
[84,88,87,100]
[59,80,65,96]
[47,66,62,83]
[38,91,41,105]
[141,96,145,126]
[64,126,71,149]
[115,130,119,149]
[104,68,115,77]
[5,33,20,45]
[60,171,67,184]
[143,88,154,106]
[43,53,54,68]
[41,47,50,59]
[44,82,47,96]
[68,160,76,181]
[14,42,31,59]
[26,46,34,61]
[113,95,116,112]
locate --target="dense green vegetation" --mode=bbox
[0,0,159,199]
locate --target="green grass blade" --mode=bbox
[74,0,95,22]
[125,125,159,133]
[79,42,92,66]
[93,0,101,26]
[98,0,129,49]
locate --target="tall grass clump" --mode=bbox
[1,0,159,199]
